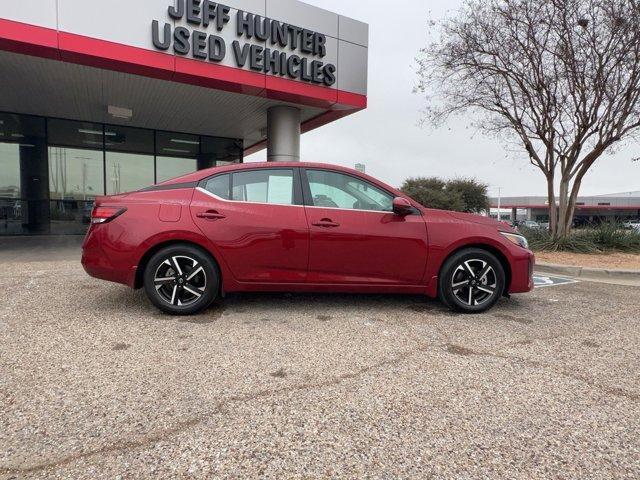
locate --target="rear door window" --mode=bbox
[231,169,295,205]
[202,174,230,200]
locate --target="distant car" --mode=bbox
[521,220,542,229]
[539,222,550,230]
[82,163,534,315]
[624,221,640,232]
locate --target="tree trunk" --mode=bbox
[546,174,557,237]
[563,176,584,236]
[556,177,570,240]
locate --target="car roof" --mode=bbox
[161,162,381,186]
[155,162,426,212]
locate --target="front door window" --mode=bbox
[306,169,393,212]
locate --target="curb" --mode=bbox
[535,262,640,281]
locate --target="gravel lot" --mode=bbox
[1,255,639,479]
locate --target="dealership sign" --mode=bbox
[152,0,337,86]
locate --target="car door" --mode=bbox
[302,168,429,285]
[191,167,309,283]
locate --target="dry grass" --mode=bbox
[536,251,640,270]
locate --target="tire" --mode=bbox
[438,248,505,314]
[143,244,220,315]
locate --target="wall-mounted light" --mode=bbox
[108,105,133,120]
[163,148,190,154]
[78,129,102,136]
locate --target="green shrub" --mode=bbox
[399,177,489,213]
[520,223,640,253]
[590,222,640,251]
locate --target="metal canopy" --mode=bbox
[0,50,325,146]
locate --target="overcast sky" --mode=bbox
[246,0,640,197]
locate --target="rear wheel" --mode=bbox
[143,244,219,315]
[438,248,505,313]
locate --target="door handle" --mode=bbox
[312,218,340,228]
[197,210,226,220]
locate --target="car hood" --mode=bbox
[447,211,515,232]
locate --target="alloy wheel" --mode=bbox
[153,255,207,307]
[450,259,498,307]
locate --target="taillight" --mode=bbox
[91,206,127,224]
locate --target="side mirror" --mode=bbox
[392,197,413,216]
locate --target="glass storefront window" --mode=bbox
[106,152,154,195]
[47,119,106,234]
[0,111,243,234]
[201,136,243,168]
[0,142,20,199]
[0,113,48,234]
[48,119,105,150]
[105,126,154,194]
[156,157,197,182]
[48,148,104,201]
[156,131,198,182]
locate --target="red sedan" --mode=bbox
[82,163,534,315]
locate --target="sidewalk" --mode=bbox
[535,262,640,287]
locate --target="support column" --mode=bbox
[19,138,50,234]
[267,106,300,162]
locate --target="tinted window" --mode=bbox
[203,174,230,200]
[48,147,104,200]
[232,170,294,205]
[156,131,199,182]
[104,125,154,194]
[201,136,243,168]
[306,170,393,212]
[0,113,47,234]
[48,119,105,149]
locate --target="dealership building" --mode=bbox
[490,192,640,225]
[0,0,368,235]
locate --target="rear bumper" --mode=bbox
[81,227,135,287]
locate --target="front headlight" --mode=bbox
[500,231,529,249]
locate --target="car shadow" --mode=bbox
[90,285,530,322]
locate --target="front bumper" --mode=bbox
[508,251,535,294]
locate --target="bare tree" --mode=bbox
[416,0,640,239]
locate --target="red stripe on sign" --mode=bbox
[337,90,367,109]
[0,18,59,59]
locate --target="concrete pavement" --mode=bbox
[1,258,639,479]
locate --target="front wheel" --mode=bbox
[438,248,505,313]
[143,244,220,315]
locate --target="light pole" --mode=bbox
[497,187,502,222]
